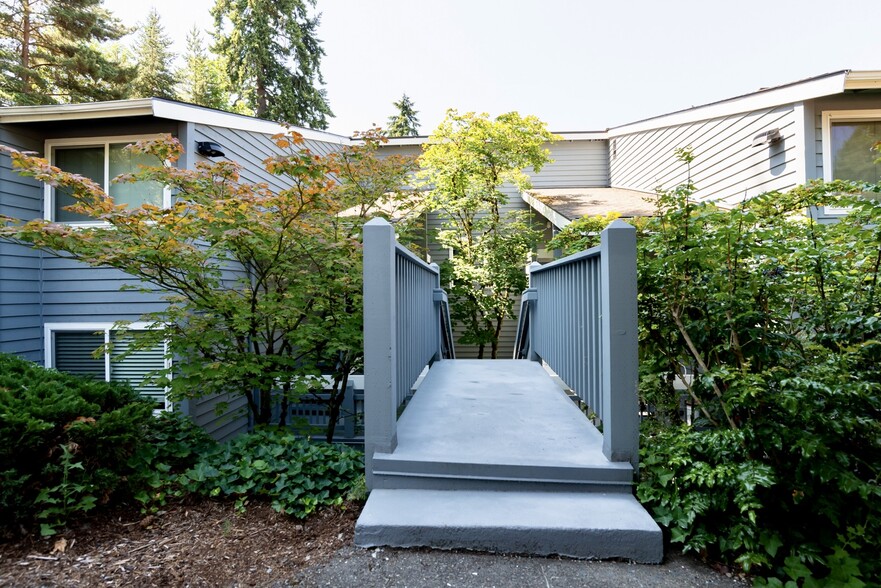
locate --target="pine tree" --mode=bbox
[211,0,332,129]
[178,26,230,109]
[387,93,420,136]
[130,8,177,99]
[0,0,132,105]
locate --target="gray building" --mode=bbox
[2,69,880,438]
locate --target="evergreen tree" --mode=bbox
[387,93,420,136]
[211,0,332,129]
[0,0,132,105]
[178,26,229,109]
[131,8,177,99]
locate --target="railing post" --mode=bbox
[600,220,639,469]
[526,262,541,361]
[363,218,398,489]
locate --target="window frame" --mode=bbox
[821,109,881,215]
[43,135,173,225]
[44,321,172,412]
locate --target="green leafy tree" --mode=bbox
[0,0,132,105]
[178,26,231,110]
[420,109,557,358]
[387,93,420,136]
[130,8,177,100]
[211,0,332,128]
[0,131,417,435]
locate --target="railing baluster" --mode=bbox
[515,221,638,469]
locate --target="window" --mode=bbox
[822,110,881,214]
[45,323,170,411]
[44,136,171,223]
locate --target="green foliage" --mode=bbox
[0,131,417,434]
[0,0,132,105]
[212,0,332,127]
[128,412,217,511]
[130,8,178,100]
[179,428,363,518]
[178,26,233,110]
[420,109,557,358]
[387,93,420,137]
[635,165,881,583]
[35,444,98,536]
[0,353,155,535]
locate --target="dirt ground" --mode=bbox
[0,499,746,587]
[0,500,359,587]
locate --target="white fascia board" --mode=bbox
[521,191,571,230]
[384,136,429,146]
[384,131,608,146]
[0,99,155,123]
[554,131,608,141]
[150,100,352,145]
[844,70,881,89]
[609,71,849,137]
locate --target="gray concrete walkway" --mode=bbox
[389,359,627,470]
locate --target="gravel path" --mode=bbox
[293,546,748,588]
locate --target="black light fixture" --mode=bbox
[196,141,226,157]
[751,129,782,147]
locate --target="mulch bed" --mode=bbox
[0,500,361,587]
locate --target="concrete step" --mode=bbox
[371,454,633,492]
[355,488,663,563]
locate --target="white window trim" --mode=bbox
[821,109,881,215]
[43,135,173,225]
[44,321,172,412]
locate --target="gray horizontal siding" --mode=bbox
[610,104,800,204]
[528,140,609,188]
[190,392,249,443]
[0,124,44,362]
[192,123,342,191]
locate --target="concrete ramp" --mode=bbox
[355,360,662,563]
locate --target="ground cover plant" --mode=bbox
[551,160,881,584]
[0,354,365,538]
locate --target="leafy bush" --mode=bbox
[552,164,881,583]
[0,353,155,535]
[180,428,363,518]
[129,412,218,510]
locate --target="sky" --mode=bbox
[103,0,880,136]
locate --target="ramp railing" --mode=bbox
[363,218,454,487]
[515,220,639,468]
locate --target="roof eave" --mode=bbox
[609,70,852,137]
[0,98,353,145]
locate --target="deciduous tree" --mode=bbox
[419,109,557,358]
[0,131,417,436]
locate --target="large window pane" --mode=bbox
[54,331,105,379]
[54,146,104,222]
[831,121,881,183]
[108,143,164,209]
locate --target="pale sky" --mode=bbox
[103,0,880,136]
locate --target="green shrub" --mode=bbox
[0,353,155,535]
[128,412,218,510]
[180,428,363,517]
[623,174,881,584]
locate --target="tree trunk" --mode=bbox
[257,387,272,425]
[21,0,31,97]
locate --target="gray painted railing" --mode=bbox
[515,220,639,468]
[363,218,453,487]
